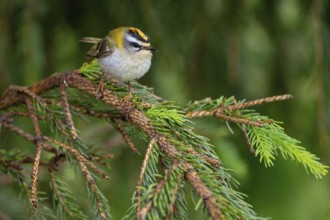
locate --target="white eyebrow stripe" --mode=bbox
[126,35,150,47]
[126,35,142,44]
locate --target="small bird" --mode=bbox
[80,27,156,83]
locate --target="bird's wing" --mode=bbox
[81,37,113,58]
[80,37,101,44]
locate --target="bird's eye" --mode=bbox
[130,42,140,48]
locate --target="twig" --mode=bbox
[49,171,75,219]
[241,125,255,154]
[44,136,109,179]
[0,111,31,120]
[0,72,64,110]
[186,147,221,168]
[48,153,66,171]
[0,122,57,154]
[60,78,78,140]
[137,161,181,220]
[25,97,43,208]
[1,156,50,171]
[185,164,221,220]
[76,152,107,220]
[186,94,293,119]
[112,118,139,153]
[45,138,108,220]
[215,112,264,127]
[186,110,213,118]
[165,183,180,220]
[226,94,293,111]
[136,138,156,218]
[70,105,114,118]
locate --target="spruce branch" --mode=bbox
[0,61,327,219]
[185,95,328,178]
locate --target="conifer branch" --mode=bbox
[0,62,327,219]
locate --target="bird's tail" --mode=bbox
[80,37,102,44]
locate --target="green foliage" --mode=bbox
[247,123,328,179]
[50,173,88,220]
[185,97,328,179]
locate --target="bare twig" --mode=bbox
[25,97,43,208]
[186,110,213,118]
[60,78,78,140]
[0,122,57,154]
[112,118,139,153]
[1,156,49,171]
[226,94,293,111]
[48,153,66,171]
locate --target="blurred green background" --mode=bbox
[0,0,329,219]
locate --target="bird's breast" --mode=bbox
[97,49,152,82]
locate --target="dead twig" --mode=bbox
[60,78,78,140]
[25,97,43,208]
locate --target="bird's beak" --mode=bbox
[144,45,157,52]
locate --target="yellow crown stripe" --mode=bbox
[129,27,149,42]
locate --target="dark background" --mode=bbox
[0,0,329,219]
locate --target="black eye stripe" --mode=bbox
[130,42,141,48]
